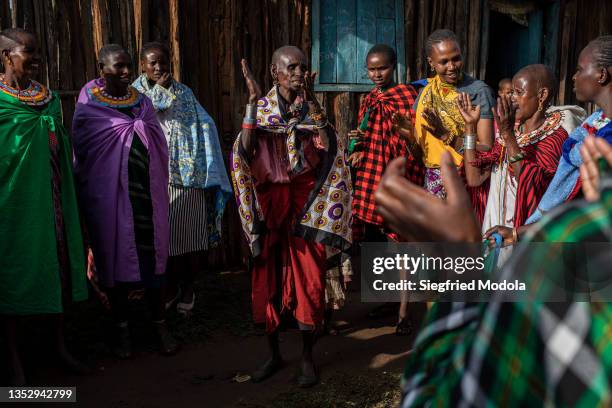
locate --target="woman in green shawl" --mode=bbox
[0,28,88,385]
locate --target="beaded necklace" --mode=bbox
[88,85,142,109]
[0,75,52,106]
[498,110,562,148]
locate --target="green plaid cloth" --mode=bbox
[401,174,612,407]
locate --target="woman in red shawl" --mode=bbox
[460,64,584,244]
[348,44,424,334]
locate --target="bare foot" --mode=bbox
[154,321,179,356]
[251,356,283,383]
[9,353,26,386]
[57,348,92,375]
[297,358,318,388]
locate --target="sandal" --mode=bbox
[177,293,195,315]
[251,357,284,383]
[112,324,132,359]
[297,363,318,388]
[367,303,399,319]
[396,317,414,336]
[154,321,179,356]
[165,287,181,311]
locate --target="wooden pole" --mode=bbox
[168,0,180,82]
[91,0,108,59]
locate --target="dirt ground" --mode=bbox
[3,271,426,408]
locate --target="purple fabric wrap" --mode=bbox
[72,78,169,287]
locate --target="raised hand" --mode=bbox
[241,59,262,104]
[455,92,481,127]
[157,72,172,89]
[375,151,481,242]
[303,71,317,99]
[304,71,322,110]
[491,94,516,137]
[347,151,364,167]
[348,129,364,140]
[392,112,417,145]
[421,108,450,142]
[580,135,612,202]
[347,129,364,166]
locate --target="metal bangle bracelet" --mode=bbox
[463,141,476,150]
[245,103,257,119]
[463,134,476,150]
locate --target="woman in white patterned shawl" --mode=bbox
[133,42,231,315]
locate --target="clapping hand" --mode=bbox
[491,94,516,137]
[392,112,418,145]
[241,59,262,104]
[455,92,481,127]
[375,151,481,242]
[421,108,450,142]
[156,72,172,89]
[580,135,612,202]
[347,129,364,166]
[303,72,317,101]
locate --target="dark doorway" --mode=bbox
[486,10,543,93]
[485,1,561,94]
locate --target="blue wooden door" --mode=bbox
[313,0,405,91]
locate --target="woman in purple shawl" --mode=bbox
[72,44,177,358]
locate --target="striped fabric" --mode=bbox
[470,124,569,228]
[127,134,157,283]
[128,135,155,255]
[168,184,208,256]
[48,130,69,293]
[514,128,568,225]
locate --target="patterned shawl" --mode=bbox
[132,74,231,244]
[231,87,352,257]
[414,75,464,168]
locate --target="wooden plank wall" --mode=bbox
[0,0,314,271]
[1,0,610,270]
[557,0,612,106]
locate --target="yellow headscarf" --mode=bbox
[414,75,464,168]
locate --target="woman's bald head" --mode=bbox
[514,64,557,102]
[271,46,306,66]
[511,64,557,122]
[270,45,307,93]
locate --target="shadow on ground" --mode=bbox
[1,270,426,408]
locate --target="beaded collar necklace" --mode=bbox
[88,85,142,109]
[498,110,563,148]
[0,75,52,106]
